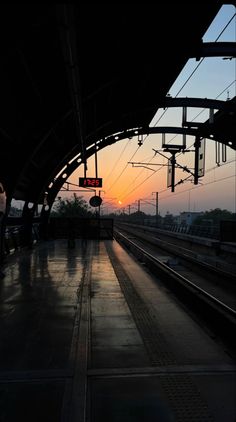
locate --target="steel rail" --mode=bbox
[116,222,235,282]
[114,229,236,322]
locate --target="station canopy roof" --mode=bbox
[1,2,234,203]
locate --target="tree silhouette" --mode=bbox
[194,208,235,226]
[52,194,92,218]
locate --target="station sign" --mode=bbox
[79,177,103,188]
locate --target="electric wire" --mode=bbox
[105,146,140,193]
[127,169,236,210]
[110,11,236,198]
[105,139,130,183]
[121,8,236,211]
[142,158,236,206]
[120,154,236,204]
[119,74,236,201]
[118,151,157,199]
[165,78,236,165]
[159,174,236,202]
[214,11,236,41]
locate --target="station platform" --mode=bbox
[0,239,235,421]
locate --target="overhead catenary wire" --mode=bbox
[127,170,236,210]
[105,146,140,193]
[119,74,236,202]
[215,11,236,41]
[159,174,236,203]
[173,11,236,97]
[160,79,236,150]
[118,151,158,199]
[122,9,236,214]
[142,158,236,202]
[120,154,236,204]
[105,139,130,183]
[122,173,236,213]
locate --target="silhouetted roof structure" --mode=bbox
[0,2,234,204]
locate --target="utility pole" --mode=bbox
[128,205,131,216]
[152,192,159,227]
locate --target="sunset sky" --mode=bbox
[63,4,236,217]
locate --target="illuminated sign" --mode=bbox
[79,177,103,188]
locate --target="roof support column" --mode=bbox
[22,202,37,248]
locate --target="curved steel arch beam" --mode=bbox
[155,97,236,111]
[43,124,227,210]
[41,88,236,215]
[95,126,232,148]
[192,42,236,59]
[40,155,84,220]
[39,95,236,207]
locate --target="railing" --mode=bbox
[49,217,113,240]
[116,217,220,240]
[162,224,220,240]
[4,223,40,254]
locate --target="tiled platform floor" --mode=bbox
[0,239,235,421]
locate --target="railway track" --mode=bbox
[114,225,236,351]
[115,222,236,275]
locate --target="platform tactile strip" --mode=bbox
[106,242,214,420]
[160,374,213,421]
[106,242,177,366]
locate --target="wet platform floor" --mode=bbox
[0,239,235,421]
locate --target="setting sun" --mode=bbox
[118,200,122,205]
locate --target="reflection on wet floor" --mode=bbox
[0,240,87,371]
[0,239,235,421]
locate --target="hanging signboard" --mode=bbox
[89,195,102,207]
[79,177,103,188]
[198,138,205,177]
[167,159,172,188]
